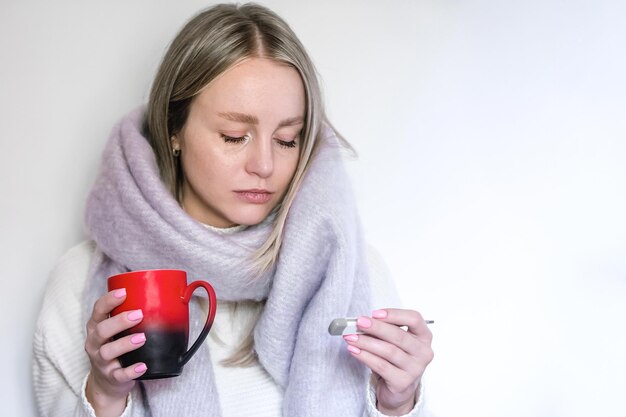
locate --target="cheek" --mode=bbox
[278,154,300,187]
[182,149,229,188]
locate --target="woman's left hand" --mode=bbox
[343,308,434,415]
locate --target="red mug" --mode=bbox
[107,269,217,380]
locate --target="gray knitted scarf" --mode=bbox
[83,108,371,416]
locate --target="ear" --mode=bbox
[171,134,181,151]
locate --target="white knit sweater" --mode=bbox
[33,241,428,417]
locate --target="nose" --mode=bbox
[245,136,273,178]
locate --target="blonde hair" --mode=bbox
[143,3,343,365]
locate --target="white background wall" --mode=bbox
[1,0,625,415]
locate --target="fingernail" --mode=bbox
[134,363,147,373]
[130,333,146,344]
[113,288,126,298]
[343,334,359,342]
[372,309,387,319]
[127,309,143,321]
[347,345,361,354]
[357,316,372,329]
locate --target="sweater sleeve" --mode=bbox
[32,241,135,417]
[363,244,432,417]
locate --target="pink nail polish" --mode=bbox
[357,316,372,329]
[347,345,361,354]
[134,363,147,373]
[127,309,143,321]
[113,288,126,298]
[372,309,387,319]
[131,333,146,344]
[343,334,359,342]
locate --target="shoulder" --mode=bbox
[39,241,96,319]
[33,241,97,394]
[33,241,97,407]
[34,240,96,352]
[364,244,402,308]
[36,240,96,336]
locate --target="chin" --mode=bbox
[228,207,274,227]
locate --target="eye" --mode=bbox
[275,138,298,149]
[221,134,248,144]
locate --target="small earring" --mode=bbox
[173,148,181,157]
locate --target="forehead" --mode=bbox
[194,57,305,119]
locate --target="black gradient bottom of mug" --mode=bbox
[117,329,188,380]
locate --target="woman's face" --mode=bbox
[172,58,305,228]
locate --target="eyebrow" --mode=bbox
[217,112,304,127]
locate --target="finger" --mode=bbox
[111,362,148,383]
[356,316,426,357]
[88,309,144,349]
[346,345,415,393]
[344,334,427,376]
[91,289,128,323]
[369,309,433,341]
[99,332,146,362]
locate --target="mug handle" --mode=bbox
[179,280,217,367]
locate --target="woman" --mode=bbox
[33,3,433,416]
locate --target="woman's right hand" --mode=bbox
[84,288,147,417]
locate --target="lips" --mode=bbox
[234,189,274,204]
